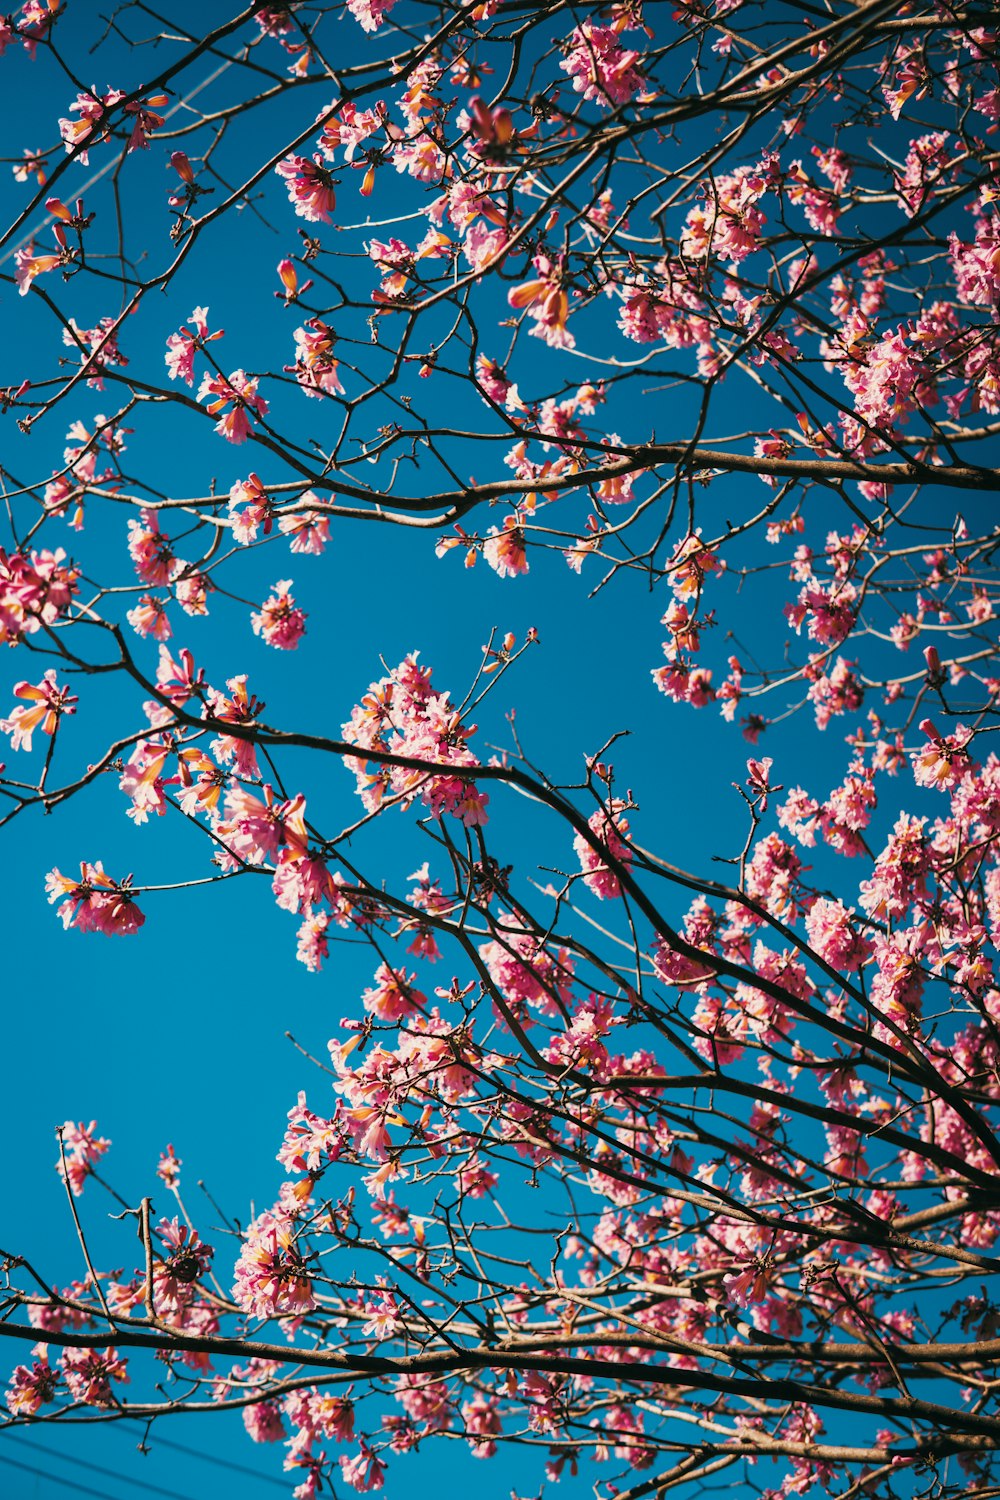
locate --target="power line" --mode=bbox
[0,1447,144,1500]
[116,1420,291,1491]
[1,1431,199,1500]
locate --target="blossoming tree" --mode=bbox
[2,1,1000,1497]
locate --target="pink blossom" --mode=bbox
[276,154,337,223]
[574,802,632,899]
[251,579,307,650]
[126,594,171,641]
[61,1347,128,1406]
[245,1399,287,1443]
[288,320,345,398]
[46,864,146,937]
[723,1251,777,1307]
[345,0,397,31]
[6,1353,59,1416]
[279,502,331,554]
[559,19,648,107]
[127,508,175,584]
[508,254,574,348]
[1,670,77,751]
[56,1120,110,1196]
[232,1211,316,1319]
[339,1441,387,1492]
[165,306,222,386]
[198,369,268,443]
[205,675,261,779]
[483,515,529,578]
[912,718,973,791]
[58,88,124,163]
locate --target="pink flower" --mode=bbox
[508,254,574,348]
[127,508,175,584]
[287,320,345,399]
[559,19,648,107]
[251,579,307,650]
[6,1353,59,1416]
[361,1278,402,1339]
[122,94,168,152]
[912,718,973,790]
[165,306,222,386]
[61,1347,128,1406]
[58,88,124,163]
[1,670,77,751]
[746,756,776,811]
[14,234,70,295]
[279,502,331,554]
[205,675,261,779]
[46,864,146,937]
[12,147,49,186]
[244,1399,286,1443]
[573,803,632,899]
[156,1143,182,1189]
[345,0,397,32]
[339,1441,387,1492]
[127,594,171,640]
[232,1212,315,1319]
[805,898,873,973]
[483,515,529,578]
[56,1119,110,1197]
[723,1251,776,1308]
[275,154,337,223]
[198,369,268,443]
[154,1217,214,1311]
[229,471,275,544]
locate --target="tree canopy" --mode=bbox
[2,2,1000,1498]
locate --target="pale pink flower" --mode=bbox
[288,320,345,399]
[483,515,528,578]
[127,594,171,640]
[279,502,331,554]
[339,1441,387,1492]
[559,19,648,107]
[345,0,396,31]
[508,253,574,348]
[127,508,175,584]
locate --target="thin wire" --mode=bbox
[1,1431,198,1500]
[0,54,234,266]
[0,1447,149,1500]
[116,1420,291,1491]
